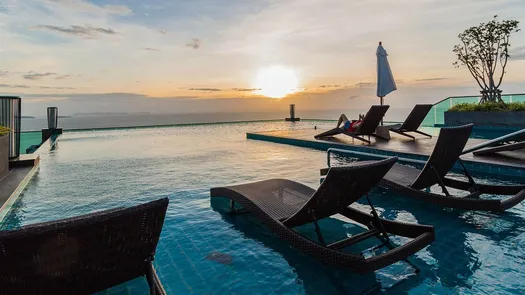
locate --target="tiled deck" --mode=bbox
[247,128,525,179]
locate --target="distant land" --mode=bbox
[58,116,71,118]
[73,112,151,116]
[21,116,35,119]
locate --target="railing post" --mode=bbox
[434,106,437,126]
[0,96,21,159]
[47,107,58,129]
[42,106,63,142]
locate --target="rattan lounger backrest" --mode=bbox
[399,104,433,131]
[411,124,473,189]
[285,157,397,225]
[0,198,169,294]
[356,105,390,135]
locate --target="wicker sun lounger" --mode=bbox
[211,158,435,273]
[0,198,169,295]
[461,128,525,156]
[314,105,390,144]
[387,104,433,139]
[379,124,525,211]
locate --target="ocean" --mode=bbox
[21,109,411,131]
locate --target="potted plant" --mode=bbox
[0,126,10,179]
[445,16,523,126]
[446,102,525,127]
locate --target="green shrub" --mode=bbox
[448,102,525,112]
[0,126,10,136]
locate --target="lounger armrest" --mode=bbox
[364,232,434,272]
[443,177,525,195]
[320,161,383,177]
[501,188,525,211]
[385,123,402,130]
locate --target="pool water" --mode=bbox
[20,131,42,154]
[2,121,525,294]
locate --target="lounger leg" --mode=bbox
[352,135,371,144]
[365,195,391,243]
[312,218,326,246]
[458,159,479,193]
[412,130,432,138]
[365,195,421,273]
[431,166,451,196]
[390,129,415,140]
[146,258,157,295]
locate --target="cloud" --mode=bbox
[0,83,75,89]
[0,84,31,89]
[189,88,221,91]
[141,47,160,51]
[184,87,261,92]
[186,38,201,49]
[318,85,340,88]
[353,82,375,88]
[103,5,133,16]
[39,86,76,89]
[0,70,9,77]
[46,0,133,16]
[31,25,118,37]
[22,72,57,80]
[231,88,261,91]
[55,74,71,80]
[510,46,525,61]
[414,77,448,82]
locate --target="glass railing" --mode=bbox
[422,93,525,127]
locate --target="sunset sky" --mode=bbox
[1,0,525,116]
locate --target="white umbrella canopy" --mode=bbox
[376,41,397,105]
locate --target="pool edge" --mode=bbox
[0,160,40,223]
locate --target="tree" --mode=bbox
[453,16,520,103]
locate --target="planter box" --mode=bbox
[0,135,8,179]
[445,111,525,127]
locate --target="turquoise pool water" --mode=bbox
[1,121,525,294]
[20,131,42,154]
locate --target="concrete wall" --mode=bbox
[0,135,8,179]
[445,111,525,127]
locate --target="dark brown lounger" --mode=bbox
[387,104,433,139]
[211,158,434,273]
[314,105,390,144]
[0,198,169,295]
[461,128,525,156]
[379,124,525,211]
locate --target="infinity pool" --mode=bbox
[2,121,524,294]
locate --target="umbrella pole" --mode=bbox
[380,96,384,125]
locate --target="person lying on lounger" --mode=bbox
[337,113,365,132]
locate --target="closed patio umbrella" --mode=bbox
[376,41,397,106]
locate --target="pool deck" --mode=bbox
[247,128,525,179]
[0,154,40,221]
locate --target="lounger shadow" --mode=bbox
[0,198,169,295]
[386,104,433,139]
[211,158,434,273]
[315,105,390,144]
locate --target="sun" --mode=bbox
[254,66,299,98]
